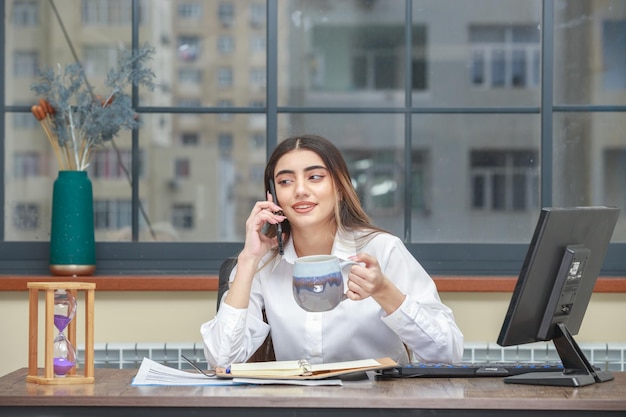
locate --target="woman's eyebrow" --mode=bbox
[275,165,328,176]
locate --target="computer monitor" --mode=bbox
[497,206,620,387]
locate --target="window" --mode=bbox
[602,20,626,90]
[218,2,234,27]
[82,0,134,25]
[217,67,233,87]
[178,68,202,84]
[174,158,190,178]
[249,35,265,54]
[250,68,266,89]
[180,132,199,146]
[13,152,45,178]
[2,1,626,276]
[178,36,201,62]
[94,199,132,230]
[90,149,143,180]
[217,36,234,54]
[11,0,38,26]
[471,150,539,211]
[310,25,427,92]
[470,25,540,89]
[172,204,194,229]
[218,133,233,156]
[345,150,412,214]
[13,203,39,230]
[177,2,202,20]
[13,51,37,77]
[249,3,265,28]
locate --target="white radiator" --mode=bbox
[78,341,626,371]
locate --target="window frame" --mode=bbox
[1,0,625,278]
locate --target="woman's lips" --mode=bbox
[292,202,316,214]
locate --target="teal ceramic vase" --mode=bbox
[49,171,96,276]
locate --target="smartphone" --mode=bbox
[268,179,284,255]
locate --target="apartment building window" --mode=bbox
[94,199,132,230]
[311,25,427,91]
[11,0,38,26]
[249,35,265,54]
[177,2,202,20]
[345,150,419,214]
[217,36,234,54]
[218,2,234,27]
[217,67,233,87]
[249,3,265,28]
[218,133,233,156]
[13,203,39,230]
[172,204,194,229]
[471,150,539,211]
[13,152,45,178]
[602,20,626,90]
[178,68,202,84]
[90,149,143,180]
[13,51,37,77]
[470,25,540,89]
[180,132,199,146]
[178,36,201,62]
[82,0,133,25]
[249,68,266,89]
[174,158,190,179]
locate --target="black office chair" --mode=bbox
[216,257,275,362]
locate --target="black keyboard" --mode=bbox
[377,362,565,378]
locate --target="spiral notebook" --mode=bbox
[216,357,397,380]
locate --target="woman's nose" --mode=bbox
[294,179,309,197]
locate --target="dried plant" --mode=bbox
[31,43,156,171]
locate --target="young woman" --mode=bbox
[201,134,463,367]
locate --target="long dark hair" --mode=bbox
[263,134,386,247]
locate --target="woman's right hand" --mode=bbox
[241,192,285,261]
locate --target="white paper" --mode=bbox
[131,357,239,386]
[131,357,344,387]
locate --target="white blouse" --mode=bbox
[200,232,464,368]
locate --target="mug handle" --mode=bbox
[337,259,359,301]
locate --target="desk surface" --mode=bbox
[1,368,625,417]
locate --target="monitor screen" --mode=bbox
[496,206,620,387]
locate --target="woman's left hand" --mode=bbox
[346,253,406,314]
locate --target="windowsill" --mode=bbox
[0,275,625,292]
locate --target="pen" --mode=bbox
[269,179,284,255]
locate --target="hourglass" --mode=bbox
[53,289,77,376]
[27,281,95,385]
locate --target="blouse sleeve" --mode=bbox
[200,266,270,368]
[377,236,464,363]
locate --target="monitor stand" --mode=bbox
[503,323,614,387]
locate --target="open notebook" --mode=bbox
[216,357,397,380]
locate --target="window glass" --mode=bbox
[411,113,540,243]
[2,0,626,273]
[554,0,626,105]
[553,112,626,242]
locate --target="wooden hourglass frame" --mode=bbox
[27,282,95,384]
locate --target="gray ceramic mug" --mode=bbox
[292,255,356,312]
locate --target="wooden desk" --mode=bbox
[0,368,625,417]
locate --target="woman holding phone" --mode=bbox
[201,134,463,368]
